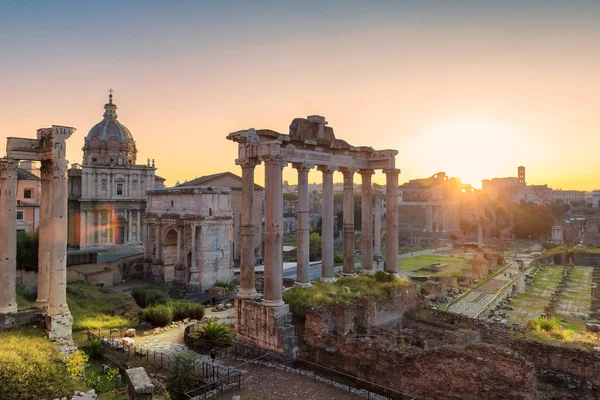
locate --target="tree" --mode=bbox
[309,232,322,261]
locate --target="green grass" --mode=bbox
[282,274,410,317]
[0,328,76,400]
[397,254,469,278]
[67,281,140,331]
[572,247,600,254]
[541,244,568,258]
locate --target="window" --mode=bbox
[16,210,24,220]
[92,157,97,163]
[24,189,32,199]
[117,183,123,196]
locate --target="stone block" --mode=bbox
[126,367,154,400]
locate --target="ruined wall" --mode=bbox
[573,251,600,266]
[0,309,43,329]
[305,284,423,345]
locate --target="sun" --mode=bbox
[406,115,530,188]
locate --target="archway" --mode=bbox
[163,229,178,266]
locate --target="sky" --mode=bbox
[1,0,599,190]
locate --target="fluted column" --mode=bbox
[384,168,400,274]
[238,159,259,298]
[47,159,73,338]
[0,159,19,314]
[36,161,52,309]
[293,162,313,287]
[128,210,133,243]
[360,169,375,274]
[263,156,285,306]
[137,210,141,242]
[340,168,357,277]
[189,224,199,289]
[318,166,336,282]
[374,196,382,257]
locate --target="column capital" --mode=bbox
[317,165,338,174]
[260,155,287,167]
[0,158,19,179]
[358,168,375,176]
[291,162,315,171]
[238,158,260,169]
[50,159,69,178]
[382,168,401,176]
[339,167,358,178]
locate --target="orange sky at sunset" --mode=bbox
[1,1,599,190]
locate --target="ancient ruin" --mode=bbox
[1,125,75,339]
[227,115,399,355]
[144,185,234,289]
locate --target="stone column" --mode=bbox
[442,205,448,232]
[340,168,356,277]
[79,210,87,247]
[36,161,52,309]
[238,160,259,298]
[293,162,312,287]
[360,169,374,274]
[47,159,73,339]
[428,205,433,232]
[154,222,162,262]
[189,224,199,289]
[374,196,382,256]
[263,157,284,306]
[86,208,93,245]
[137,210,141,242]
[0,159,19,314]
[143,221,150,259]
[176,227,182,264]
[384,169,400,274]
[318,166,336,282]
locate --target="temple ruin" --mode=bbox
[1,126,75,339]
[228,115,399,355]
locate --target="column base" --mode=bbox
[341,273,357,278]
[237,288,259,299]
[294,281,312,288]
[262,299,285,307]
[0,304,18,315]
[321,277,336,283]
[35,300,49,310]
[46,310,73,340]
[361,268,375,275]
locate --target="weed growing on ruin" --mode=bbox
[215,280,237,290]
[525,317,600,348]
[283,274,410,317]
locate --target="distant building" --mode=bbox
[514,185,551,206]
[67,93,162,248]
[592,191,600,208]
[398,172,460,235]
[16,162,41,233]
[551,189,585,205]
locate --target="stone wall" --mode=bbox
[304,284,423,345]
[67,255,143,286]
[573,251,600,266]
[0,309,43,329]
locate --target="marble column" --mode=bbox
[189,224,199,289]
[340,168,356,277]
[373,196,382,257]
[293,162,312,287]
[318,166,336,282]
[128,210,133,243]
[263,157,284,306]
[143,222,150,259]
[47,159,73,339]
[360,169,375,274]
[176,227,182,264]
[0,159,19,314]
[137,210,141,242]
[442,205,448,232]
[384,168,400,274]
[36,161,52,309]
[79,210,87,247]
[238,160,259,298]
[155,222,162,262]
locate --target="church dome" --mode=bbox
[83,92,138,166]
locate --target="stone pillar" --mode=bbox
[143,222,150,259]
[36,161,52,309]
[360,169,374,274]
[428,204,433,232]
[0,159,19,314]
[79,210,87,247]
[126,367,154,400]
[238,160,259,298]
[189,224,199,289]
[442,205,448,232]
[340,168,356,277]
[176,227,182,265]
[128,210,133,243]
[318,166,336,282]
[384,169,400,274]
[136,210,141,242]
[154,222,162,262]
[47,159,73,339]
[373,196,382,256]
[477,225,483,249]
[263,157,284,306]
[293,163,312,287]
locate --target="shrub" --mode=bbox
[166,352,203,400]
[373,270,395,283]
[84,367,120,394]
[140,304,173,326]
[170,301,205,321]
[62,350,89,378]
[83,338,102,359]
[214,280,236,291]
[527,317,561,332]
[132,287,168,308]
[334,252,343,264]
[196,322,235,343]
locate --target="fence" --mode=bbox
[86,329,242,395]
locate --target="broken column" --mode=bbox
[188,224,200,290]
[238,159,259,298]
[384,168,400,275]
[0,159,19,314]
[341,167,356,277]
[293,162,312,287]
